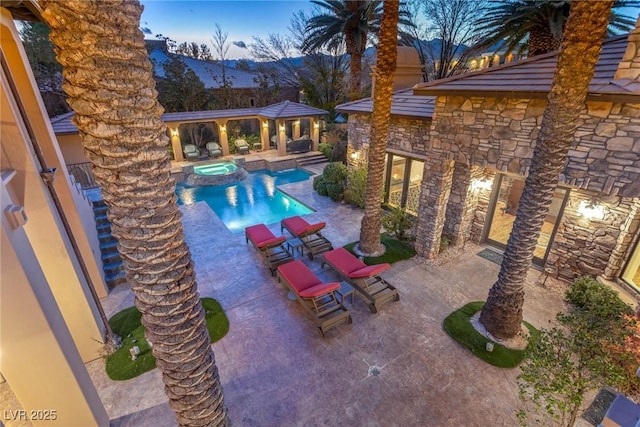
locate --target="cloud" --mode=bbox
[232,41,247,49]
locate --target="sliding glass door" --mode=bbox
[383,154,424,215]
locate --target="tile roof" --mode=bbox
[335,88,436,119]
[50,103,328,135]
[414,35,640,102]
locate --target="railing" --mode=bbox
[66,162,99,190]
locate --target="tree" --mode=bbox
[518,277,637,427]
[478,0,614,340]
[18,21,70,117]
[358,0,399,255]
[176,41,213,61]
[211,23,236,109]
[41,1,228,425]
[474,0,638,58]
[157,56,212,112]
[400,0,486,81]
[302,0,383,101]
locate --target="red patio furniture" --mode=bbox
[245,223,293,275]
[321,247,399,313]
[277,260,351,337]
[280,216,333,260]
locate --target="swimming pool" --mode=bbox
[176,168,314,233]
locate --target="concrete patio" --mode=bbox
[2,162,579,426]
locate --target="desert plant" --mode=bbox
[381,207,411,241]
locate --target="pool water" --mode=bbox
[176,168,313,233]
[194,162,237,176]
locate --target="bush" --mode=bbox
[347,166,367,208]
[326,182,344,201]
[332,140,347,163]
[318,142,333,160]
[316,178,328,196]
[323,162,348,183]
[565,276,634,317]
[440,235,451,253]
[313,175,324,191]
[381,207,411,241]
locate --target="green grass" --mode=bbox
[442,301,538,368]
[343,234,416,265]
[105,298,229,381]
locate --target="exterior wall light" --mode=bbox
[578,200,605,220]
[263,121,269,129]
[350,151,360,160]
[471,177,492,192]
[279,124,285,132]
[171,128,178,137]
[220,125,226,132]
[314,122,320,129]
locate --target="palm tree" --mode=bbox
[474,0,636,57]
[358,0,399,255]
[479,0,614,339]
[41,1,228,425]
[303,0,388,101]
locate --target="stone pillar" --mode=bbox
[169,126,184,161]
[216,120,230,155]
[604,199,640,280]
[415,158,455,259]
[276,119,287,156]
[615,17,640,81]
[260,119,269,151]
[443,164,485,246]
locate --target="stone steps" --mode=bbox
[296,154,328,167]
[91,200,126,289]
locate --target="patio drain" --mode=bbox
[368,366,382,377]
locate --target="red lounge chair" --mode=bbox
[245,224,293,275]
[280,216,333,260]
[321,247,399,313]
[277,260,351,337]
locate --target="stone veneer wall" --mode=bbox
[428,96,640,197]
[443,164,484,245]
[546,192,638,281]
[605,199,640,280]
[346,114,431,166]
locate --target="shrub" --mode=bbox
[318,142,333,160]
[347,166,367,208]
[323,162,348,183]
[313,175,324,191]
[332,140,347,163]
[326,182,344,201]
[565,276,634,317]
[381,207,411,241]
[439,235,451,253]
[316,179,328,196]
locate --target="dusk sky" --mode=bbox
[140,0,315,59]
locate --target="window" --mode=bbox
[383,154,424,215]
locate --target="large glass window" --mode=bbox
[622,239,640,291]
[485,174,568,266]
[383,154,424,215]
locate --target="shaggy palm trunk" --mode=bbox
[348,50,364,101]
[528,23,562,56]
[358,0,399,254]
[41,1,228,425]
[479,0,613,339]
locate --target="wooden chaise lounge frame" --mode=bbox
[280,216,333,260]
[245,224,293,275]
[277,260,351,337]
[321,247,399,313]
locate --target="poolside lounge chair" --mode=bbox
[245,223,294,275]
[235,139,250,155]
[280,216,333,260]
[321,247,399,313]
[183,144,200,161]
[277,260,351,337]
[206,142,222,158]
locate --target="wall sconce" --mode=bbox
[279,124,285,132]
[471,177,492,192]
[262,121,269,129]
[350,151,360,160]
[294,120,300,126]
[578,200,605,220]
[171,128,178,137]
[220,125,226,132]
[314,122,320,129]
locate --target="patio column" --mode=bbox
[311,117,321,151]
[276,119,287,156]
[415,158,455,259]
[293,119,301,139]
[260,119,269,151]
[169,125,184,161]
[443,164,485,246]
[216,120,230,155]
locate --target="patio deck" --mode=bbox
[2,162,580,426]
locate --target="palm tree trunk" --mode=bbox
[358,0,399,255]
[479,0,613,339]
[348,50,364,101]
[41,1,228,425]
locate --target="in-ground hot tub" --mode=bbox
[182,160,248,186]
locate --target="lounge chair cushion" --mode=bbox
[350,264,390,278]
[322,247,365,274]
[283,216,325,236]
[246,224,286,248]
[278,260,320,293]
[298,282,340,298]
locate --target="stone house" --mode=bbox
[337,31,640,292]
